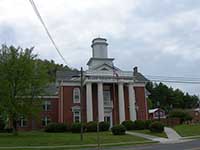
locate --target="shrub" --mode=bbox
[149,121,164,133]
[133,120,146,130]
[86,121,97,132]
[144,120,153,129]
[0,119,5,130]
[168,110,193,123]
[121,120,134,130]
[45,123,69,132]
[99,121,110,131]
[111,124,126,135]
[71,123,84,133]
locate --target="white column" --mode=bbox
[128,84,137,121]
[118,82,125,123]
[98,82,104,122]
[86,83,93,122]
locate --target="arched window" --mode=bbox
[73,88,80,103]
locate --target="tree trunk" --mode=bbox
[12,118,18,135]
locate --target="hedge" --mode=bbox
[168,110,193,123]
[111,124,126,135]
[133,120,146,130]
[149,121,164,133]
[45,123,69,132]
[121,120,134,130]
[86,121,97,132]
[99,121,110,131]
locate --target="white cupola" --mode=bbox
[87,37,114,70]
[91,38,108,58]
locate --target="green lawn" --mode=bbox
[0,131,149,148]
[174,124,200,137]
[132,130,167,138]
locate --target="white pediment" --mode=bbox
[93,63,121,72]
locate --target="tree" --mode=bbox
[0,45,48,134]
[146,81,199,112]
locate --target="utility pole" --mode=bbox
[157,101,161,121]
[80,67,83,142]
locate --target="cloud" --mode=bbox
[0,0,200,94]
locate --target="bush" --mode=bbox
[71,123,85,133]
[168,110,193,123]
[144,120,153,129]
[149,121,164,133]
[121,120,134,130]
[86,121,97,132]
[45,123,69,132]
[0,119,5,130]
[133,120,146,130]
[111,124,126,135]
[99,121,110,131]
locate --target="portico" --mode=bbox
[85,78,137,125]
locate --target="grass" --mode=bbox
[0,131,150,148]
[174,124,200,137]
[132,130,167,138]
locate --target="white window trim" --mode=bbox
[42,116,51,126]
[103,90,111,104]
[43,100,51,111]
[73,88,80,103]
[19,117,27,127]
[73,110,81,123]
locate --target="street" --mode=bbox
[90,139,200,150]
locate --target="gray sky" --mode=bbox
[1,0,200,94]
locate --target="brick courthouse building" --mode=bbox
[18,38,149,129]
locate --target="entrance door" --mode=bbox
[104,112,113,127]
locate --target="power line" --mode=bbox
[145,75,200,80]
[149,79,200,84]
[28,0,69,65]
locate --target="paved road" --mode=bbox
[89,139,200,150]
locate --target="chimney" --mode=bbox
[133,66,138,76]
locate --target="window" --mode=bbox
[42,116,51,126]
[103,90,111,105]
[73,111,81,123]
[19,116,27,127]
[43,100,51,111]
[73,88,80,103]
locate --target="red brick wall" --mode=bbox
[17,97,59,131]
[124,86,130,121]
[111,83,119,125]
[134,87,148,120]
[92,83,98,121]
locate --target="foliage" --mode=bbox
[111,124,126,135]
[71,123,83,133]
[99,121,110,131]
[149,121,164,133]
[146,82,199,112]
[0,119,5,130]
[0,45,48,134]
[168,110,193,123]
[86,121,97,132]
[121,120,134,130]
[144,120,153,129]
[44,123,69,132]
[35,59,72,82]
[133,120,146,130]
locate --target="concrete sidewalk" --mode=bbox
[127,127,192,144]
[164,127,182,140]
